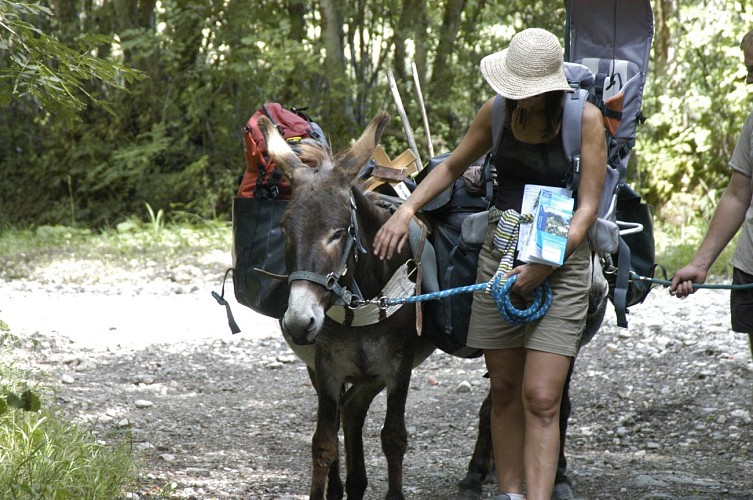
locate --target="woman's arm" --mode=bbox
[373,97,496,260]
[566,100,607,254]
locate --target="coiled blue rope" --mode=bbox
[490,273,553,325]
[382,273,552,325]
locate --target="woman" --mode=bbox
[373,28,606,500]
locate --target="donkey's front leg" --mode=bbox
[310,385,341,500]
[380,363,413,500]
[342,381,385,499]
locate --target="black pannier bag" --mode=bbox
[231,197,289,319]
[213,103,327,331]
[417,153,493,359]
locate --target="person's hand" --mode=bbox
[670,264,707,298]
[373,205,413,260]
[507,263,554,296]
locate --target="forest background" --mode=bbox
[1,0,752,234]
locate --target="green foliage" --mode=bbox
[0,326,137,498]
[638,1,753,221]
[0,0,143,120]
[654,220,738,281]
[6,389,42,413]
[0,0,752,229]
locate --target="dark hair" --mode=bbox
[742,30,753,52]
[504,91,566,138]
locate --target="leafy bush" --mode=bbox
[654,221,738,281]
[0,331,137,498]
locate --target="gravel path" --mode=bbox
[1,249,752,499]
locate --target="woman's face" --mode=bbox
[518,93,546,107]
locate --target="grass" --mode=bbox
[0,331,138,499]
[653,220,738,282]
[0,216,232,281]
[0,411,136,499]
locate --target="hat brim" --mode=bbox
[480,49,573,100]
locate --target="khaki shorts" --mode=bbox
[466,222,592,357]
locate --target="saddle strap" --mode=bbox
[411,216,428,335]
[326,262,417,326]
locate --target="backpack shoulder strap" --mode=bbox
[562,88,589,192]
[491,94,506,154]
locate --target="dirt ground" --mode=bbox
[1,246,753,499]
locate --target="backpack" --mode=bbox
[564,0,656,327]
[223,103,327,324]
[238,103,326,200]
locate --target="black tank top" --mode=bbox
[492,127,571,212]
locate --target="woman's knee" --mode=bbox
[523,386,560,423]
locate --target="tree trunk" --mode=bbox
[319,0,356,147]
[427,0,467,133]
[652,0,672,78]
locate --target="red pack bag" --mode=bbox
[238,103,326,199]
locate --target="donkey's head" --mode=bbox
[258,111,391,345]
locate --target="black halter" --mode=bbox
[287,192,367,309]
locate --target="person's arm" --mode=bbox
[373,97,495,260]
[670,170,752,297]
[510,101,606,294]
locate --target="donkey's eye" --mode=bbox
[329,229,347,243]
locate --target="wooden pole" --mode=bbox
[387,70,423,172]
[412,62,434,158]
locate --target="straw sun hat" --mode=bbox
[480,28,572,100]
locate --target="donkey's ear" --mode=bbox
[337,111,391,178]
[257,116,306,179]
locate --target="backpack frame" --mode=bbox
[564,0,656,327]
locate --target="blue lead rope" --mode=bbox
[490,273,553,325]
[382,273,552,325]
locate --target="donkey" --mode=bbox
[258,111,435,500]
[259,110,610,500]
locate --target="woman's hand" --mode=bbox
[507,263,554,295]
[373,205,414,260]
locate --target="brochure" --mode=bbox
[518,185,574,267]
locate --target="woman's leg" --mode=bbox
[484,347,527,495]
[521,349,573,500]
